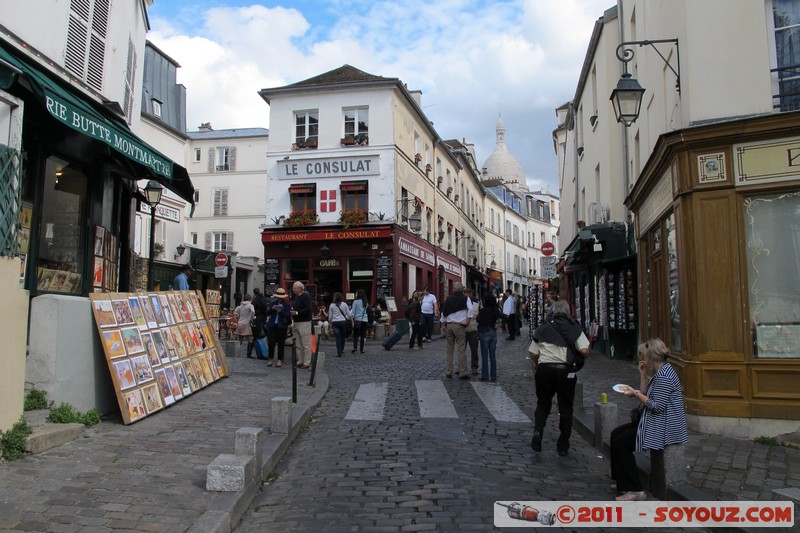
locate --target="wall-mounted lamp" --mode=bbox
[174,244,186,260]
[593,235,603,252]
[398,198,423,233]
[437,229,445,242]
[490,259,497,269]
[577,146,584,156]
[611,39,680,126]
[320,244,330,258]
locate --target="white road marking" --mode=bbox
[345,382,388,420]
[415,380,458,418]
[471,381,532,423]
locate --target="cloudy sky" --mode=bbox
[148,0,613,194]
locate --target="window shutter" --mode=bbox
[122,38,136,123]
[226,232,234,251]
[204,231,212,250]
[229,146,237,171]
[208,148,215,173]
[221,189,228,215]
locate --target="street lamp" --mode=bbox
[144,180,163,289]
[398,197,422,232]
[611,39,680,126]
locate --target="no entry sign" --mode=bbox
[542,242,555,256]
[215,253,228,266]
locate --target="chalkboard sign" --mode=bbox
[376,256,392,301]
[265,259,279,285]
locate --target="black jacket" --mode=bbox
[532,313,586,368]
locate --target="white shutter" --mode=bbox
[208,148,215,173]
[205,232,212,250]
[220,189,228,216]
[122,38,136,123]
[229,146,237,171]
[65,0,107,91]
[226,232,234,251]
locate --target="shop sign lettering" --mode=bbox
[398,237,434,266]
[278,155,379,179]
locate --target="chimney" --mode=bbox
[409,90,422,107]
[198,122,213,132]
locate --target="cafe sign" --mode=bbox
[140,202,181,222]
[734,135,800,186]
[278,155,380,180]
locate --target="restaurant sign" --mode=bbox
[262,227,392,243]
[398,237,435,266]
[278,155,380,180]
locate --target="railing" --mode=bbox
[0,145,23,257]
[771,63,800,111]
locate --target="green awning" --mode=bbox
[0,42,195,206]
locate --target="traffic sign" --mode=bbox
[542,242,555,256]
[215,252,228,266]
[215,266,228,278]
[540,256,558,279]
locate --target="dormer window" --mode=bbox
[152,99,162,118]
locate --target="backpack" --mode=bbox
[366,305,378,324]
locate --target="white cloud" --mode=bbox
[148,0,612,192]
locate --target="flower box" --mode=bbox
[339,208,368,229]
[284,210,319,227]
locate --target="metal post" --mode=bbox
[148,208,157,289]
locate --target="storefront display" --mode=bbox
[90,290,229,424]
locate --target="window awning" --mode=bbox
[288,184,316,194]
[340,180,367,192]
[0,42,195,206]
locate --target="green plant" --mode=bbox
[24,388,49,411]
[339,208,367,229]
[755,436,800,450]
[0,417,32,461]
[283,210,318,227]
[47,404,101,426]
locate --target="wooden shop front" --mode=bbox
[626,111,800,437]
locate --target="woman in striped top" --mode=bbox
[610,339,688,501]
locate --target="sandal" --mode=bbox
[616,491,646,501]
[276,361,282,367]
[266,360,273,367]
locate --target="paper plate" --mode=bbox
[613,383,634,394]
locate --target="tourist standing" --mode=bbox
[420,286,439,342]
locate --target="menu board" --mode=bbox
[265,258,279,286]
[90,290,229,424]
[376,255,392,301]
[527,285,546,329]
[606,268,637,331]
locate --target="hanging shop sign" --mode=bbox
[140,202,181,223]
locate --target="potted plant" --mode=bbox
[341,135,356,146]
[339,208,368,229]
[303,137,317,149]
[284,210,319,227]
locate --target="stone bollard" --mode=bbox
[224,340,238,358]
[271,396,292,435]
[574,382,584,411]
[315,351,325,374]
[206,453,254,491]
[649,444,687,499]
[235,427,265,478]
[593,400,618,451]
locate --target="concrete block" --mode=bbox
[24,423,85,454]
[650,444,686,499]
[224,340,238,359]
[314,352,325,374]
[206,453,254,492]
[771,487,800,518]
[234,427,264,478]
[593,401,618,450]
[271,396,292,435]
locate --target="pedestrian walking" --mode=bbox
[265,288,292,367]
[528,299,590,456]
[477,293,502,381]
[502,289,517,340]
[440,282,473,379]
[172,265,192,291]
[328,292,351,357]
[350,289,370,353]
[290,281,313,368]
[234,294,255,358]
[420,286,439,342]
[464,288,480,375]
[405,291,423,349]
[610,339,688,501]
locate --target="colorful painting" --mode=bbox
[128,297,147,328]
[94,226,105,256]
[102,330,126,358]
[182,360,200,391]
[63,272,82,293]
[140,382,164,414]
[93,257,103,287]
[179,324,195,355]
[160,327,178,360]
[204,351,220,381]
[150,295,167,326]
[169,326,188,358]
[111,299,135,326]
[130,354,154,384]
[112,359,136,390]
[154,368,175,406]
[158,294,175,325]
[188,293,202,320]
[164,365,183,400]
[38,269,55,290]
[122,389,146,422]
[150,329,171,365]
[174,362,192,397]
[120,327,144,355]
[93,300,117,328]
[197,355,213,385]
[139,295,158,329]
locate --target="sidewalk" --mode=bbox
[564,345,800,512]
[0,355,328,533]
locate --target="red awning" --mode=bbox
[340,180,367,191]
[289,184,315,194]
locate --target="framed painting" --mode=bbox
[164,365,183,401]
[101,329,126,359]
[128,297,147,328]
[93,300,118,328]
[94,226,105,257]
[139,295,158,329]
[158,294,175,325]
[182,360,200,392]
[112,359,136,390]
[174,362,193,397]
[140,382,164,415]
[122,389,147,423]
[149,294,167,326]
[150,329,171,365]
[120,327,145,355]
[191,356,208,388]
[111,299,135,326]
[154,368,175,406]
[130,354,154,384]
[141,332,160,368]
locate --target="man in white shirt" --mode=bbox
[440,283,474,379]
[420,287,439,342]
[528,299,590,456]
[502,289,517,340]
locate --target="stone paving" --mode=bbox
[0,329,798,532]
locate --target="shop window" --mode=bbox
[341,181,368,210]
[36,156,87,294]
[666,213,681,351]
[745,191,800,358]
